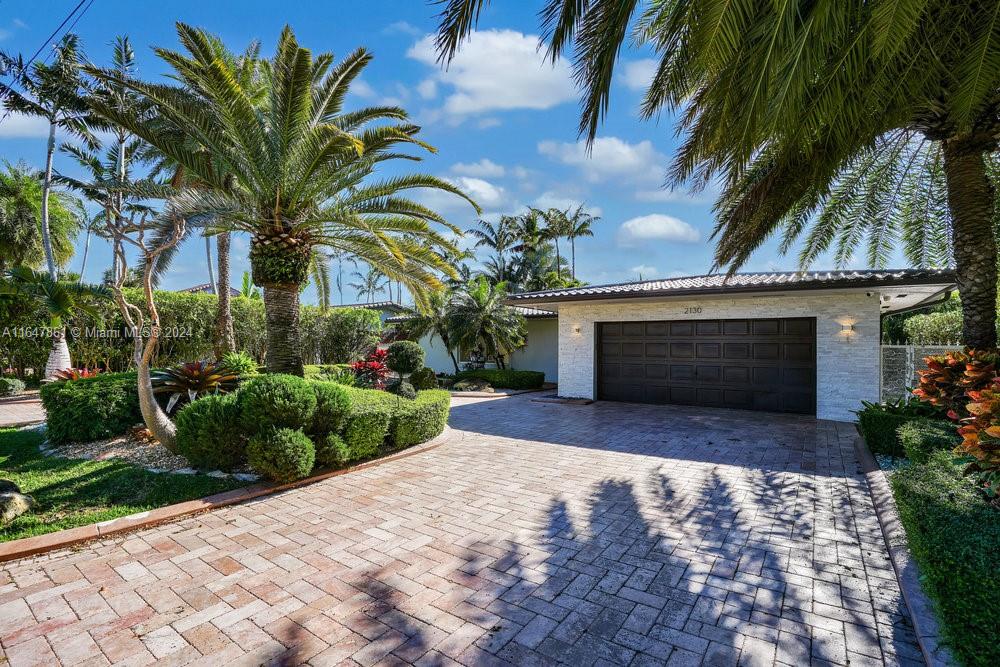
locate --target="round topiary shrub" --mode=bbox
[247,427,316,482]
[388,379,417,399]
[175,393,246,471]
[314,433,350,468]
[386,341,424,375]
[238,374,317,432]
[410,367,438,390]
[0,376,26,397]
[309,381,351,435]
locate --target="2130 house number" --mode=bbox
[684,306,703,314]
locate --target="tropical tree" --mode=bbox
[436,0,1000,349]
[86,25,478,375]
[72,201,102,284]
[240,270,261,299]
[406,288,461,373]
[447,277,526,368]
[0,267,109,378]
[349,267,389,302]
[0,163,81,272]
[565,205,598,279]
[0,34,97,279]
[534,207,573,280]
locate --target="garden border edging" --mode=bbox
[0,425,459,563]
[853,435,953,667]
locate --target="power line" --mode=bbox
[0,0,94,126]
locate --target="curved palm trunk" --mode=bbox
[213,232,235,358]
[138,360,176,449]
[205,235,216,294]
[40,122,58,279]
[77,228,91,285]
[942,139,998,349]
[263,284,304,376]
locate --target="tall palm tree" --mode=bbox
[447,277,526,368]
[407,288,460,373]
[534,207,573,280]
[0,34,97,280]
[349,267,389,302]
[87,25,478,375]
[72,201,103,285]
[436,0,1000,349]
[565,205,598,279]
[0,267,109,378]
[0,163,81,272]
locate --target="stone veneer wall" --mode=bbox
[555,291,882,422]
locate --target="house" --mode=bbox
[338,301,413,324]
[505,269,955,421]
[179,283,241,297]
[387,306,559,381]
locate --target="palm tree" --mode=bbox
[447,277,526,368]
[87,25,478,375]
[0,34,97,280]
[565,205,598,279]
[0,267,110,378]
[407,288,460,373]
[349,267,389,302]
[72,201,103,285]
[0,163,81,272]
[436,1,1000,349]
[534,207,574,280]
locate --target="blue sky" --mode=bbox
[0,1,890,304]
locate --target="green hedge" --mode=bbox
[175,393,246,471]
[898,419,960,464]
[238,374,316,431]
[856,408,913,457]
[390,390,450,448]
[40,372,142,445]
[341,387,395,460]
[247,427,315,483]
[891,453,1000,667]
[455,369,544,389]
[0,376,26,396]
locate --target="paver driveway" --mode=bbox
[0,395,922,666]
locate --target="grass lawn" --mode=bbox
[0,427,249,543]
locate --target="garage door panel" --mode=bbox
[597,317,815,415]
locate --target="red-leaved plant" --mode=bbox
[913,348,999,420]
[351,348,389,389]
[52,367,102,381]
[957,379,1000,497]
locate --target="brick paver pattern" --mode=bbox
[0,395,922,666]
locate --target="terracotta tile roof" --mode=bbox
[506,268,955,303]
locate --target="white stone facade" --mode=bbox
[554,290,882,422]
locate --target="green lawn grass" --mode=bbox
[0,427,248,542]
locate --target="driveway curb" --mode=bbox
[0,425,458,564]
[853,436,953,667]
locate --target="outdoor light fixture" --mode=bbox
[838,319,857,338]
[572,324,581,334]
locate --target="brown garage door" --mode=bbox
[596,318,816,414]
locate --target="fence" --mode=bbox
[880,343,962,402]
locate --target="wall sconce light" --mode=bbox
[572,324,582,335]
[837,318,857,339]
[841,322,855,335]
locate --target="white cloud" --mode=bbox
[533,192,602,217]
[617,214,700,246]
[416,79,437,100]
[451,158,505,178]
[453,176,504,209]
[477,117,501,129]
[620,58,657,91]
[629,264,658,278]
[384,21,421,36]
[415,176,506,215]
[407,30,576,117]
[0,113,50,138]
[351,79,376,98]
[538,136,666,185]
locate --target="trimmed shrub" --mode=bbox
[388,379,417,400]
[898,419,960,464]
[246,427,315,482]
[342,387,394,459]
[855,398,943,456]
[390,390,450,448]
[410,367,438,390]
[314,433,350,468]
[386,341,424,375]
[221,351,259,377]
[0,376,25,397]
[455,369,544,389]
[174,394,246,471]
[40,372,141,445]
[237,374,316,431]
[309,381,351,436]
[891,452,1000,667]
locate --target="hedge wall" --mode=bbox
[40,372,142,445]
[454,369,545,389]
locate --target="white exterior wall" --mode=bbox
[555,291,882,422]
[416,318,559,381]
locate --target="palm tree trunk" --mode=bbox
[554,238,561,280]
[942,139,998,349]
[262,284,304,375]
[44,330,71,379]
[213,232,235,358]
[78,228,91,285]
[40,121,58,279]
[570,237,576,279]
[205,234,216,294]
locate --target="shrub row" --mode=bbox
[0,376,26,397]
[896,419,959,464]
[40,372,142,445]
[890,452,1000,667]
[454,369,544,389]
[856,408,912,457]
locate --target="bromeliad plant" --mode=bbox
[151,360,239,413]
[52,367,102,381]
[957,381,1000,498]
[913,349,1000,419]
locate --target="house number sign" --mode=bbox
[683,306,703,314]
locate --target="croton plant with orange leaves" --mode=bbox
[913,348,1000,496]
